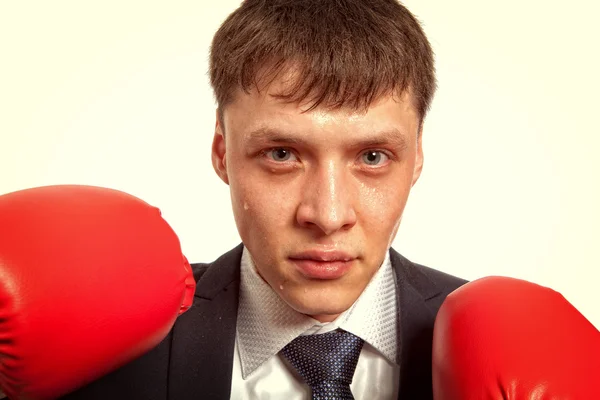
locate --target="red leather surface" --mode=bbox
[432,276,600,399]
[0,185,195,399]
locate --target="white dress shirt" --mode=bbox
[230,247,400,400]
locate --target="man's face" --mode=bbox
[212,80,423,322]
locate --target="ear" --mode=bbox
[211,109,229,185]
[411,127,424,187]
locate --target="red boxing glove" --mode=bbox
[432,276,600,399]
[0,185,196,400]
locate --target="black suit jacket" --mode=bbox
[64,244,466,400]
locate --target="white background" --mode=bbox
[1,1,598,328]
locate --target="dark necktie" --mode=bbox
[281,329,365,400]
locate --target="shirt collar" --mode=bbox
[236,246,398,379]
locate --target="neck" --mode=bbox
[309,313,341,323]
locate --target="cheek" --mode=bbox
[357,174,412,238]
[229,171,298,243]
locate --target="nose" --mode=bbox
[296,160,357,235]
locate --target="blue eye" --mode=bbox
[362,150,388,165]
[268,148,295,162]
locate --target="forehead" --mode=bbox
[223,87,420,145]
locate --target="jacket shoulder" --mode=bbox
[190,262,210,281]
[390,248,468,313]
[413,262,468,293]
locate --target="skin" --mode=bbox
[212,78,423,322]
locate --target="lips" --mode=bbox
[289,250,356,280]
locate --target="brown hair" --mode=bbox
[209,0,436,123]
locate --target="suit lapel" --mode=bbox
[168,244,243,400]
[390,249,442,399]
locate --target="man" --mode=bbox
[64,0,466,398]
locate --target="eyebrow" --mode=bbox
[245,126,409,149]
[356,129,409,149]
[246,127,304,145]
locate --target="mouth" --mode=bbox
[288,250,356,280]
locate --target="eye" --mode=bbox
[266,148,297,162]
[361,150,389,166]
